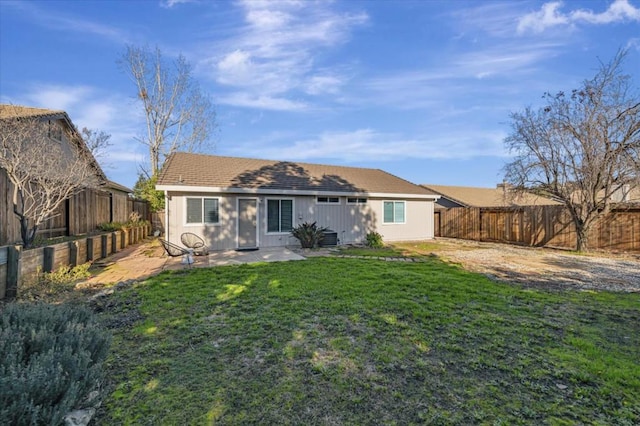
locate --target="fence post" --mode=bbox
[87,237,94,262]
[123,228,129,248]
[101,234,108,259]
[43,247,55,273]
[6,245,21,300]
[112,232,118,253]
[69,241,78,267]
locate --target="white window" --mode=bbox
[186,197,219,224]
[347,197,367,204]
[317,196,340,204]
[267,199,293,233]
[383,201,405,224]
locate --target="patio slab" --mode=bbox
[207,247,306,266]
[78,240,306,288]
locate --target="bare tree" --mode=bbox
[120,45,216,175]
[0,107,103,248]
[504,50,640,251]
[81,127,112,161]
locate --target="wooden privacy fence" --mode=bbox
[1,169,151,246]
[0,224,151,300]
[435,205,640,251]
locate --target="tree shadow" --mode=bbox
[230,162,364,193]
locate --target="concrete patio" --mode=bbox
[79,239,306,288]
[206,247,305,266]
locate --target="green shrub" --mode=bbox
[365,231,384,248]
[19,263,92,302]
[0,303,111,426]
[291,221,328,248]
[98,222,124,232]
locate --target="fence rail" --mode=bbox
[435,205,640,251]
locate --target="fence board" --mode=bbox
[437,205,640,251]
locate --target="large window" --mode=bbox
[383,201,405,224]
[267,199,293,233]
[186,197,219,224]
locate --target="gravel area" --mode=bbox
[431,238,640,293]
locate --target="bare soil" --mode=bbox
[411,238,640,293]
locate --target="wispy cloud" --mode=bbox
[226,128,508,162]
[160,0,197,9]
[217,92,308,111]
[3,0,130,43]
[204,0,368,110]
[518,0,640,34]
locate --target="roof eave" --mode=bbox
[156,184,439,200]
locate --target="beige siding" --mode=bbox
[371,199,434,242]
[166,191,237,251]
[166,192,435,250]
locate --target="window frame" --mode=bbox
[382,200,406,224]
[185,197,220,226]
[48,120,63,142]
[316,196,341,205]
[266,198,294,234]
[347,197,368,205]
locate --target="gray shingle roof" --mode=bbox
[158,152,433,196]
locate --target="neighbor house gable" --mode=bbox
[0,104,107,183]
[421,184,561,208]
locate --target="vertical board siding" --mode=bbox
[437,206,640,251]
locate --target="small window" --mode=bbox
[383,201,405,224]
[48,120,63,141]
[186,197,219,224]
[347,197,367,204]
[267,199,293,233]
[317,196,340,204]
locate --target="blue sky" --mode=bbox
[1,0,639,190]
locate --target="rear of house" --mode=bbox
[157,153,440,251]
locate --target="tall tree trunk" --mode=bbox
[575,223,588,252]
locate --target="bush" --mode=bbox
[0,303,111,426]
[97,222,124,232]
[365,231,384,248]
[291,222,328,248]
[19,263,92,302]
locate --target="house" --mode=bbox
[156,152,440,250]
[421,183,561,209]
[0,104,134,245]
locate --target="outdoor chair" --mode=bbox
[159,239,194,267]
[180,232,209,255]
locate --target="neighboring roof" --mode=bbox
[0,103,107,182]
[105,180,133,194]
[157,152,436,197]
[0,104,65,119]
[421,184,561,207]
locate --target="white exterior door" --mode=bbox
[237,198,258,249]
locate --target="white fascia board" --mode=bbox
[156,185,440,200]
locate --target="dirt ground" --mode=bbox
[419,238,640,293]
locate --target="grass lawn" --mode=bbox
[96,257,640,425]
